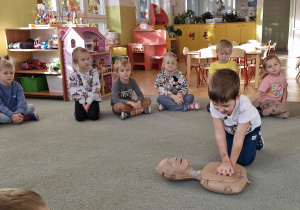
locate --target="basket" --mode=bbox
[19,76,49,92]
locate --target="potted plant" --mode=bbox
[186,9,195,24]
[177,12,187,24]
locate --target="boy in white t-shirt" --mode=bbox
[208,69,263,176]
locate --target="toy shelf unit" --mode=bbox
[149,4,169,25]
[5,27,67,101]
[128,23,167,71]
[62,27,112,99]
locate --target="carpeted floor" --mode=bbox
[1,96,299,210]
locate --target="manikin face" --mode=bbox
[117,65,131,83]
[76,51,90,72]
[156,157,190,177]
[264,57,281,77]
[217,49,231,64]
[0,67,15,86]
[212,96,239,116]
[163,56,177,75]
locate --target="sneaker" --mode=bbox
[188,102,200,110]
[256,134,264,150]
[143,106,151,114]
[256,106,264,118]
[24,113,39,121]
[158,104,166,111]
[121,112,131,120]
[207,103,211,113]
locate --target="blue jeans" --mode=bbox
[157,93,194,111]
[0,104,35,124]
[226,126,261,166]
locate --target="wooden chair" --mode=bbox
[230,48,248,88]
[183,47,200,87]
[269,42,276,55]
[198,48,217,85]
[247,46,270,85]
[295,57,300,81]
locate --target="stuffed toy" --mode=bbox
[156,157,250,194]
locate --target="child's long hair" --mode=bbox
[0,59,14,71]
[72,47,89,68]
[261,55,280,80]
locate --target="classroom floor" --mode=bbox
[131,52,300,102]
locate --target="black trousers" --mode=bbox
[74,100,100,121]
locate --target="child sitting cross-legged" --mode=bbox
[208,69,264,176]
[111,57,151,120]
[154,52,199,111]
[0,60,38,124]
[250,55,289,118]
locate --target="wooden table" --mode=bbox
[185,49,263,88]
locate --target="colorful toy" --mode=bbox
[34,37,45,49]
[21,59,48,70]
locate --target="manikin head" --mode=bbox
[156,157,195,180]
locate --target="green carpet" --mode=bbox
[0,96,299,209]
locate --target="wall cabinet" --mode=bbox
[5,27,67,101]
[174,25,200,53]
[226,22,256,43]
[174,22,255,54]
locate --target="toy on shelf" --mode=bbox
[48,59,61,72]
[34,37,45,49]
[20,59,48,70]
[9,39,34,49]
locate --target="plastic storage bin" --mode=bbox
[46,76,63,93]
[19,76,49,92]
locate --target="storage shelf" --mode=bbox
[15,70,61,75]
[8,49,59,52]
[90,51,110,56]
[24,91,63,97]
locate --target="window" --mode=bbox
[71,39,76,48]
[187,0,248,18]
[39,0,107,34]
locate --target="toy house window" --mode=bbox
[71,39,76,48]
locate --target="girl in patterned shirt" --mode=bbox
[69,47,101,121]
[154,52,200,111]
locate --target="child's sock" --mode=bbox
[188,102,200,110]
[23,113,39,121]
[158,104,166,111]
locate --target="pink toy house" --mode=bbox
[128,23,167,71]
[62,27,111,99]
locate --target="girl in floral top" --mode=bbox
[154,52,200,111]
[69,47,101,121]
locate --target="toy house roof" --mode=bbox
[133,22,155,31]
[62,27,106,41]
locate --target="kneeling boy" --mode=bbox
[208,69,263,176]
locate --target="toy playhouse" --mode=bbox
[62,27,110,99]
[128,22,167,71]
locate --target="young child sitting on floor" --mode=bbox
[0,60,38,124]
[111,57,151,120]
[154,52,199,111]
[208,69,264,176]
[69,47,102,121]
[250,55,289,118]
[207,39,237,112]
[0,188,49,210]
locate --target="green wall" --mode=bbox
[0,0,36,55]
[107,4,136,45]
